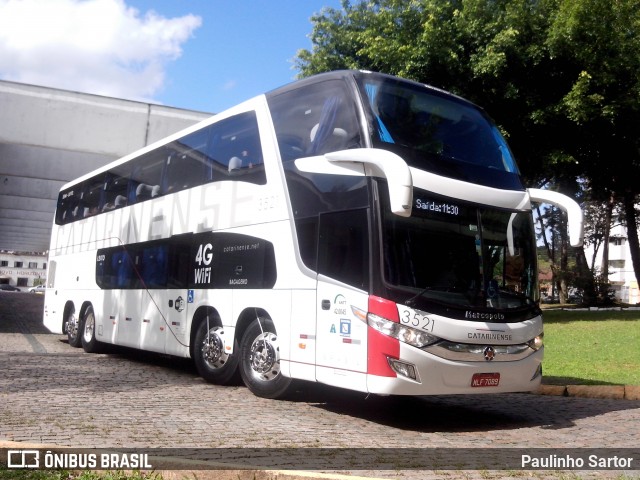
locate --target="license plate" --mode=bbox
[471,372,500,387]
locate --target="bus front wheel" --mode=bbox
[239,317,292,399]
[193,321,240,385]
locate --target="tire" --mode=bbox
[81,306,103,353]
[193,320,240,385]
[239,317,292,399]
[66,308,82,348]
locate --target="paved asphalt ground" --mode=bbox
[1,293,639,479]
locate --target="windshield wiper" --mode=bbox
[495,288,537,306]
[405,285,464,306]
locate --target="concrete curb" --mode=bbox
[537,384,640,400]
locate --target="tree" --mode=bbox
[296,0,640,296]
[545,0,640,294]
[296,0,576,183]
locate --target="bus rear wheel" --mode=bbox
[239,317,292,399]
[193,321,240,385]
[81,306,103,353]
[66,308,82,348]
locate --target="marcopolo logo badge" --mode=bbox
[483,346,496,361]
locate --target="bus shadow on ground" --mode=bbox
[290,382,640,434]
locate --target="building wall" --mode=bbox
[0,80,212,252]
[0,252,47,288]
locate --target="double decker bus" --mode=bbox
[44,70,583,399]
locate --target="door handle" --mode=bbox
[321,299,331,310]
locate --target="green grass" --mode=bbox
[0,470,161,480]
[541,309,640,386]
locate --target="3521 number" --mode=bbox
[400,308,435,332]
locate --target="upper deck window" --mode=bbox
[355,74,523,190]
[55,111,265,226]
[268,79,362,161]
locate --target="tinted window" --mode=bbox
[268,79,361,161]
[267,79,368,271]
[56,188,81,224]
[356,74,524,190]
[96,247,136,289]
[103,166,130,211]
[164,129,212,194]
[204,111,265,183]
[96,233,275,290]
[380,185,538,315]
[55,111,265,225]
[130,148,166,203]
[80,177,104,218]
[318,209,369,290]
[189,232,276,289]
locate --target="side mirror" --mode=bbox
[295,148,413,217]
[528,188,584,247]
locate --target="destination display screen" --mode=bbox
[412,194,470,220]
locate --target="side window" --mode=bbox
[268,79,361,161]
[130,148,167,203]
[80,177,104,218]
[97,237,192,290]
[96,246,136,289]
[55,112,266,225]
[205,111,266,185]
[56,188,80,225]
[268,80,368,272]
[166,236,192,288]
[138,244,168,288]
[317,208,370,290]
[164,127,214,194]
[103,166,130,212]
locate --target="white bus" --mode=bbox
[44,70,583,399]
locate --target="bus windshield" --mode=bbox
[381,188,539,316]
[356,74,522,190]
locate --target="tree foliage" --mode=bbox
[296,0,640,298]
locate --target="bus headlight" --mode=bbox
[367,313,439,348]
[528,333,544,351]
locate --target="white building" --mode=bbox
[584,219,639,304]
[0,251,47,289]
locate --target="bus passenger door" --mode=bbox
[315,210,370,392]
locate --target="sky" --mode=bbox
[0,0,343,114]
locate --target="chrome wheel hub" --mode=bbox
[201,327,229,369]
[83,314,95,343]
[67,313,78,337]
[249,332,280,381]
